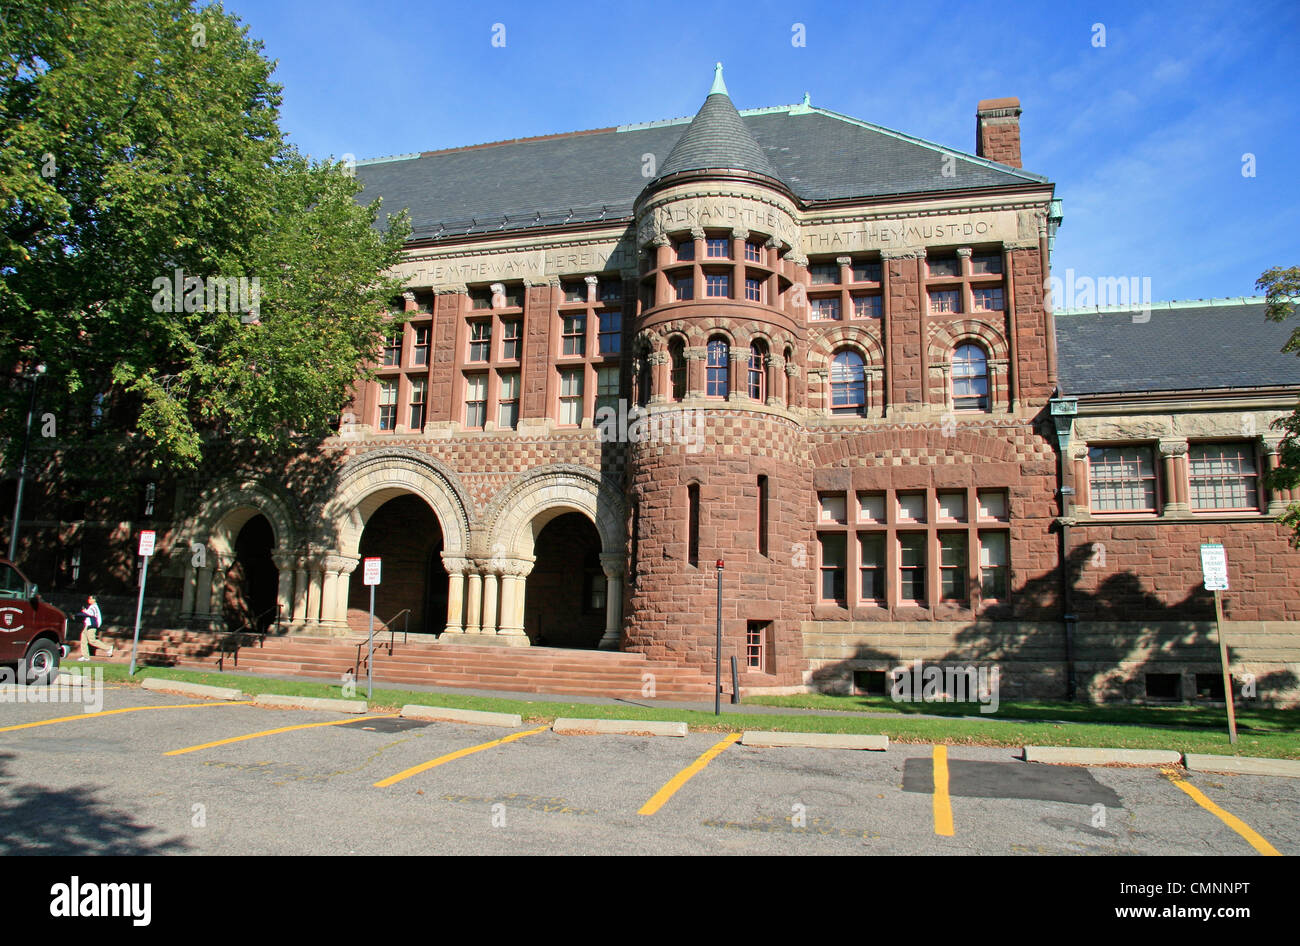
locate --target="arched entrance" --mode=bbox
[346,494,447,635]
[224,514,279,632]
[524,511,604,648]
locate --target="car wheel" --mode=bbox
[24,639,59,685]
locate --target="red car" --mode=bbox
[0,558,68,683]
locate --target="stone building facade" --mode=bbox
[10,67,1300,701]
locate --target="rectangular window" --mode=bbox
[746,621,769,670]
[809,262,839,285]
[562,314,586,356]
[408,378,427,430]
[598,311,621,354]
[674,275,694,301]
[819,493,847,524]
[688,483,700,567]
[899,534,926,602]
[412,326,430,366]
[705,237,730,258]
[810,297,841,321]
[927,257,960,278]
[820,533,847,604]
[501,319,521,360]
[564,281,588,303]
[559,368,584,425]
[937,491,967,521]
[498,371,520,429]
[705,273,730,298]
[675,240,695,262]
[898,492,927,523]
[979,532,1009,600]
[745,277,763,302]
[1189,444,1259,510]
[859,534,885,604]
[599,281,622,302]
[852,260,882,283]
[382,331,402,366]
[853,294,882,319]
[928,289,961,314]
[977,490,1008,520]
[972,287,1004,312]
[469,288,492,310]
[596,365,620,415]
[468,321,491,362]
[858,492,886,523]
[971,253,1003,275]
[745,241,762,262]
[378,380,397,431]
[464,374,487,429]
[939,533,967,602]
[1089,446,1157,512]
[757,476,769,557]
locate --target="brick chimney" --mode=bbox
[975,97,1022,168]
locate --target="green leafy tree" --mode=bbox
[1256,265,1300,544]
[1,0,409,469]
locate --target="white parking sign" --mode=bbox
[138,530,156,557]
[1200,543,1229,591]
[363,557,381,586]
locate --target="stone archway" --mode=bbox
[475,465,627,649]
[309,448,471,635]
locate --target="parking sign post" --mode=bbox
[128,530,156,676]
[363,557,381,699]
[1200,543,1237,744]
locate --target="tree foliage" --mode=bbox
[1,0,409,469]
[1256,265,1300,544]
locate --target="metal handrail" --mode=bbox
[217,603,280,671]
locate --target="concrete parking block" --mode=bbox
[401,704,522,728]
[1023,745,1182,766]
[141,678,244,701]
[1183,754,1300,779]
[254,694,368,714]
[741,731,888,750]
[552,718,687,737]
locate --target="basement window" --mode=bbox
[1145,673,1182,702]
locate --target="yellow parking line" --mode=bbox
[373,725,550,788]
[639,733,741,816]
[0,701,252,733]
[932,745,955,836]
[165,714,400,756]
[1163,770,1281,856]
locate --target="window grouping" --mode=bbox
[650,231,775,309]
[805,255,883,323]
[371,301,435,434]
[816,488,1011,610]
[460,285,526,431]
[1087,442,1264,514]
[925,250,1005,317]
[553,278,624,427]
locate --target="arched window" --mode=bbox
[706,337,729,399]
[830,349,866,416]
[636,355,652,407]
[748,340,768,402]
[952,343,989,411]
[669,338,686,401]
[783,345,794,406]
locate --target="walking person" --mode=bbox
[76,594,111,660]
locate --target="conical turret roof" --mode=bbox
[653,64,783,185]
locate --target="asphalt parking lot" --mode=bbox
[1,686,1295,856]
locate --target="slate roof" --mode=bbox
[652,68,784,185]
[1055,299,1300,395]
[353,95,1048,241]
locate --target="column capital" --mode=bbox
[689,226,706,240]
[683,346,708,361]
[732,226,750,241]
[835,256,853,267]
[1158,439,1189,457]
[955,246,973,259]
[500,556,536,579]
[441,554,472,574]
[599,552,627,580]
[1262,435,1285,455]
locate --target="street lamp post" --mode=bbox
[8,364,46,562]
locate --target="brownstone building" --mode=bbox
[11,67,1300,702]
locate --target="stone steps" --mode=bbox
[95,629,720,700]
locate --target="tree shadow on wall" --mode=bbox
[0,751,190,855]
[809,542,1299,705]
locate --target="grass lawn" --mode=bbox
[77,662,1300,760]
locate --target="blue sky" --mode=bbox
[223,0,1299,303]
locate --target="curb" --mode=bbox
[1023,745,1182,766]
[254,694,368,714]
[552,718,686,737]
[741,731,888,750]
[141,678,244,702]
[1183,754,1300,779]
[401,704,522,728]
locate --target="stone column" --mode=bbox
[481,570,500,635]
[1159,440,1189,516]
[767,352,784,408]
[598,553,626,650]
[728,345,749,402]
[648,350,669,405]
[181,560,199,615]
[684,346,707,398]
[497,557,534,644]
[320,563,341,629]
[465,569,483,635]
[442,556,469,634]
[1070,443,1091,515]
[207,554,228,622]
[305,561,323,628]
[328,555,359,634]
[1263,438,1291,513]
[291,556,309,624]
[270,551,294,629]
